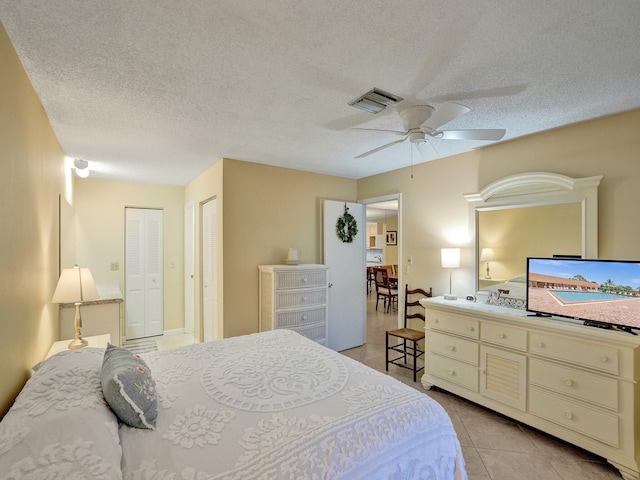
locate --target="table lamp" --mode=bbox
[480,248,496,279]
[51,265,99,349]
[441,248,460,300]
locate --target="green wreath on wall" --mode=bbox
[336,204,358,243]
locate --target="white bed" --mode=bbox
[0,329,466,479]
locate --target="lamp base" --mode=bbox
[444,294,458,300]
[68,337,89,349]
[484,276,492,279]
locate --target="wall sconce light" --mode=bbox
[441,248,461,300]
[480,248,496,279]
[51,265,98,349]
[73,158,90,178]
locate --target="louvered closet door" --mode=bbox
[125,208,164,340]
[202,198,218,342]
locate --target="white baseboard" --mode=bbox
[163,328,186,336]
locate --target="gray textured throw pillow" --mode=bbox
[101,343,157,429]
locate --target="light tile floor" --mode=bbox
[339,295,623,480]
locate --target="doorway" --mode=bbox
[363,195,401,327]
[125,207,164,340]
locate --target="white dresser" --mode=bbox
[421,297,640,480]
[259,264,329,345]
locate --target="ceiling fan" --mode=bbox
[354,102,506,159]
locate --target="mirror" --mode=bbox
[465,173,602,291]
[477,203,581,289]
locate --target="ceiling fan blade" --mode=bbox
[351,127,407,136]
[438,129,506,141]
[422,102,471,130]
[354,136,408,159]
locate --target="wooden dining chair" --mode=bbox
[374,267,398,313]
[386,284,433,381]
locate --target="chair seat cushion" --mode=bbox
[387,328,425,341]
[378,287,397,295]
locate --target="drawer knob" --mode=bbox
[448,369,455,376]
[499,333,506,339]
[537,342,544,348]
[448,345,456,352]
[302,315,308,320]
[467,326,474,332]
[600,356,608,363]
[302,297,307,302]
[564,379,573,387]
[435,318,439,323]
[302,277,308,282]
[564,411,573,420]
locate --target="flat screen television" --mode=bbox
[526,257,640,334]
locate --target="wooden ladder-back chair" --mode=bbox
[386,284,433,381]
[374,267,398,313]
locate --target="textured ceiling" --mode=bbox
[2,1,640,186]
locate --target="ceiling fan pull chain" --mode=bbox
[410,143,414,179]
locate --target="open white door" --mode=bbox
[323,200,366,351]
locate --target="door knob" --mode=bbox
[328,283,334,288]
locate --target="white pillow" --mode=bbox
[0,348,122,479]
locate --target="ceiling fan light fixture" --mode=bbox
[348,88,403,114]
[73,158,90,178]
[409,132,426,143]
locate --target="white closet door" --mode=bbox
[184,202,195,335]
[125,208,164,340]
[202,198,218,343]
[144,210,164,337]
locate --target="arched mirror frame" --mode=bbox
[464,172,603,292]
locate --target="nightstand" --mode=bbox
[45,333,111,360]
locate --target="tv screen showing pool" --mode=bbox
[526,257,640,330]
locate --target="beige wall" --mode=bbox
[0,23,67,417]
[74,179,185,336]
[185,159,357,339]
[384,215,399,265]
[222,159,357,337]
[357,108,640,298]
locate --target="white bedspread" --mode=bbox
[121,329,466,480]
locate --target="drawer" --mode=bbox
[426,310,479,340]
[275,306,326,329]
[529,359,618,411]
[481,322,527,351]
[289,323,327,344]
[428,331,479,365]
[530,332,619,375]
[428,354,479,391]
[275,288,326,309]
[529,387,619,447]
[275,270,327,290]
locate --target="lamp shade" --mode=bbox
[52,266,98,304]
[480,248,496,262]
[441,248,461,269]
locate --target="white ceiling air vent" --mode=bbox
[348,88,403,114]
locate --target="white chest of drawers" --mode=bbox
[258,264,329,345]
[421,297,640,480]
